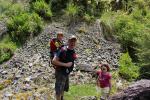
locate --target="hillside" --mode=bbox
[0,0,150,99]
[0,19,121,99]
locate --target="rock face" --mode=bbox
[110,79,150,100]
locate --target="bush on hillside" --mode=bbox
[65,2,80,22]
[65,3,79,17]
[31,0,52,20]
[0,45,13,64]
[119,52,139,81]
[114,15,139,49]
[0,0,11,14]
[29,0,50,4]
[83,13,95,24]
[114,13,144,60]
[139,64,150,79]
[134,30,150,66]
[0,35,17,64]
[7,13,43,44]
[51,0,69,12]
[4,3,27,17]
[134,27,150,79]
[0,42,17,64]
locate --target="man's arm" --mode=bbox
[52,56,72,67]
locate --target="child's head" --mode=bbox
[99,64,110,72]
[57,32,64,41]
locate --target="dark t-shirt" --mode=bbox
[56,47,77,75]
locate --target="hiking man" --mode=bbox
[50,32,64,66]
[52,35,77,100]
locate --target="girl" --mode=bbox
[96,64,112,100]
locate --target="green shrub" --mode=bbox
[114,13,144,61]
[31,0,52,20]
[4,3,26,17]
[134,30,150,65]
[0,35,17,64]
[139,64,150,79]
[51,0,69,12]
[65,3,79,18]
[83,13,95,24]
[134,27,150,79]
[119,52,139,81]
[30,0,50,3]
[0,0,11,14]
[7,13,43,44]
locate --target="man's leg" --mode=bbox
[56,94,61,100]
[55,71,67,100]
[61,93,64,100]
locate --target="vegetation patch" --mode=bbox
[31,0,52,20]
[119,52,139,81]
[7,12,43,44]
[0,35,17,64]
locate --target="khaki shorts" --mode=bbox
[96,86,110,100]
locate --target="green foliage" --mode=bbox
[119,52,139,81]
[31,0,52,20]
[83,13,95,23]
[51,0,69,12]
[134,31,150,65]
[0,0,11,14]
[30,0,50,4]
[7,13,43,44]
[139,64,150,79]
[114,14,141,49]
[134,27,150,79]
[4,3,27,17]
[0,35,17,64]
[65,3,79,19]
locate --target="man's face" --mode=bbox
[68,39,76,49]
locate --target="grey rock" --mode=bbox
[77,63,94,72]
[110,79,150,100]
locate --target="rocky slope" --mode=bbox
[0,20,121,99]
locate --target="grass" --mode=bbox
[64,84,99,100]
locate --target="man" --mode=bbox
[52,35,77,100]
[50,32,64,66]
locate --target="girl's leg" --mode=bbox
[100,87,110,100]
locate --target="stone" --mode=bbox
[80,96,97,100]
[110,79,150,100]
[77,63,94,72]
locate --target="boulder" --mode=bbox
[110,79,150,100]
[76,63,94,72]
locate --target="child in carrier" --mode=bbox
[50,32,64,67]
[96,64,112,100]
